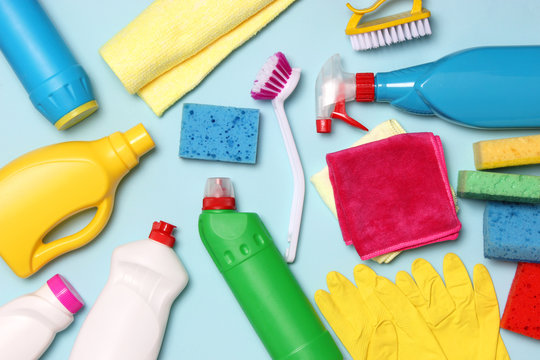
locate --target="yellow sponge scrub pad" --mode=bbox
[100,0,296,116]
[473,134,540,170]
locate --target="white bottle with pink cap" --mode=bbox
[0,274,84,359]
[70,221,189,360]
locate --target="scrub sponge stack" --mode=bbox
[458,135,540,342]
[458,135,540,263]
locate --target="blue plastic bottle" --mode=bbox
[316,47,540,131]
[0,0,98,130]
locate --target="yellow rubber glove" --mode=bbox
[395,253,509,360]
[315,265,446,360]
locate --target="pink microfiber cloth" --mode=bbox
[326,132,461,260]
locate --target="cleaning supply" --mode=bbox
[345,0,432,51]
[473,134,540,170]
[179,103,260,164]
[484,201,540,263]
[501,262,540,340]
[395,253,509,360]
[0,0,98,130]
[0,124,155,278]
[326,132,461,260]
[311,119,406,264]
[315,54,368,133]
[70,221,188,360]
[315,47,540,133]
[315,263,447,359]
[251,52,304,263]
[0,274,83,360]
[458,170,540,203]
[198,178,342,360]
[100,0,296,116]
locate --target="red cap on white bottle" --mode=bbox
[149,221,176,247]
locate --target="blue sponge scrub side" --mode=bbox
[179,103,259,164]
[484,201,540,263]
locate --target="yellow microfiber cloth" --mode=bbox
[311,119,405,264]
[100,0,296,116]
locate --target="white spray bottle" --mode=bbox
[70,221,189,360]
[0,274,84,360]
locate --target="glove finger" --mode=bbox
[353,265,389,322]
[374,275,425,328]
[326,271,373,326]
[473,264,500,359]
[473,264,499,317]
[395,270,427,308]
[411,258,455,323]
[443,253,474,308]
[374,276,446,358]
[315,289,366,359]
[495,334,510,360]
[367,321,398,360]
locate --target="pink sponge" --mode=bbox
[501,262,540,340]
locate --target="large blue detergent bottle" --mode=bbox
[0,0,98,130]
[315,46,540,132]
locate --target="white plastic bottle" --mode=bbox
[0,274,84,360]
[70,221,189,360]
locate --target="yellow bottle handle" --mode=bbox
[32,196,114,273]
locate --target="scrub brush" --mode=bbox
[251,52,305,263]
[346,0,432,51]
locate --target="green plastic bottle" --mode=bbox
[198,178,342,360]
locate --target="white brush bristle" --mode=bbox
[350,18,432,51]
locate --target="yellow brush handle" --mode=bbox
[347,0,423,15]
[347,0,387,15]
[31,196,114,274]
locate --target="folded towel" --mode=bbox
[327,132,461,260]
[311,119,405,264]
[100,0,296,116]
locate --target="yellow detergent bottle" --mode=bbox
[0,124,155,278]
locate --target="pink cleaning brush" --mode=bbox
[251,52,304,263]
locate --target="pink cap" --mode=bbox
[47,274,84,314]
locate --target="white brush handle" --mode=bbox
[272,99,305,263]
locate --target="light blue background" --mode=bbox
[1,0,540,358]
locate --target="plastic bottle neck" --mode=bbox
[108,124,155,170]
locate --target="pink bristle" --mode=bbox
[271,70,287,85]
[251,88,278,100]
[268,76,284,89]
[276,52,292,74]
[265,82,282,93]
[251,52,294,100]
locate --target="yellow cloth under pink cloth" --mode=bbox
[100,0,296,116]
[310,120,405,264]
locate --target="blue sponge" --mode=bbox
[484,201,540,263]
[180,103,259,164]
